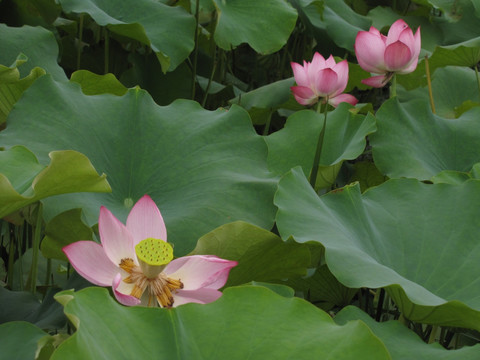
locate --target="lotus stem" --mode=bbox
[425,55,436,114]
[7,224,14,289]
[428,325,439,343]
[474,65,480,103]
[202,46,217,107]
[191,0,201,100]
[309,100,328,189]
[262,110,273,136]
[76,14,84,70]
[389,73,397,98]
[28,203,43,294]
[104,28,109,74]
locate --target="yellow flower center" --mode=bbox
[119,238,183,307]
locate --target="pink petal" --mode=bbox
[315,68,338,97]
[329,94,358,107]
[331,59,349,96]
[361,75,389,88]
[63,241,118,286]
[112,273,141,306]
[164,255,237,291]
[355,31,387,73]
[307,52,326,82]
[172,288,223,307]
[398,27,415,53]
[384,41,412,71]
[291,85,317,106]
[324,54,336,68]
[99,206,135,265]
[291,62,309,87]
[386,19,409,45]
[398,56,419,74]
[126,195,167,245]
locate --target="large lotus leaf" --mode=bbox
[0,146,111,219]
[51,286,390,359]
[265,103,376,186]
[432,163,480,185]
[0,24,66,80]
[335,306,480,359]
[213,0,297,54]
[0,321,51,360]
[0,76,277,255]
[70,70,127,96]
[370,97,480,180]
[57,0,195,72]
[190,221,311,287]
[275,168,480,330]
[0,53,46,124]
[398,66,480,119]
[41,208,94,261]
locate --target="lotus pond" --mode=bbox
[1,0,480,359]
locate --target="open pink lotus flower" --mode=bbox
[355,19,421,88]
[291,53,358,107]
[63,195,237,308]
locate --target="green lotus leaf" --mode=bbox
[0,321,52,360]
[0,76,277,255]
[432,163,480,184]
[275,168,480,330]
[70,70,127,96]
[265,103,376,189]
[0,146,110,219]
[0,64,45,124]
[50,286,390,359]
[57,0,195,72]
[0,24,66,80]
[335,306,480,359]
[371,97,480,180]
[190,221,311,287]
[213,0,297,54]
[41,208,94,261]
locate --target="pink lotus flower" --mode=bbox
[63,195,237,308]
[355,19,421,88]
[290,53,358,107]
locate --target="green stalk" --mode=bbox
[389,73,397,98]
[7,224,14,289]
[428,325,439,344]
[201,47,217,108]
[76,14,84,70]
[28,203,43,294]
[262,110,273,136]
[191,0,201,100]
[425,55,436,113]
[474,65,480,103]
[104,28,109,74]
[309,100,328,189]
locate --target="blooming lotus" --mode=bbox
[63,195,237,308]
[290,52,358,107]
[355,19,421,88]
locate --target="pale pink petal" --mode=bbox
[324,55,336,68]
[164,255,237,291]
[331,59,349,96]
[368,26,382,37]
[99,206,135,265]
[307,52,326,82]
[398,27,415,54]
[397,56,419,74]
[63,241,118,286]
[384,41,412,71]
[126,195,167,245]
[412,27,421,59]
[112,273,141,306]
[386,19,409,45]
[291,85,317,105]
[172,288,223,307]
[355,31,386,73]
[315,68,338,97]
[361,75,389,88]
[329,94,358,107]
[291,62,309,87]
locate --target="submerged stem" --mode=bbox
[309,100,328,189]
[425,55,436,114]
